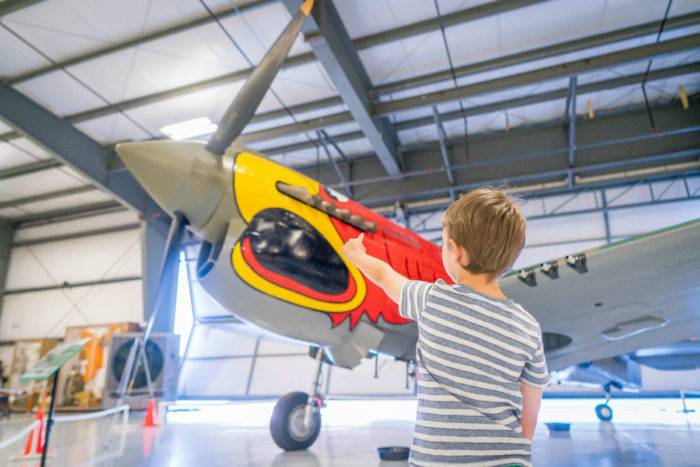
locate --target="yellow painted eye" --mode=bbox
[231,152,366,312]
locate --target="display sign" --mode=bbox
[20,339,90,382]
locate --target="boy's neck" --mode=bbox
[454,270,507,300]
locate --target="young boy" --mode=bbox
[342,187,548,467]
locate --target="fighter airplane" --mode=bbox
[115,0,700,450]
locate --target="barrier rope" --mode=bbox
[0,404,130,452]
[53,405,130,424]
[0,420,40,450]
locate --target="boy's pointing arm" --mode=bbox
[342,233,408,304]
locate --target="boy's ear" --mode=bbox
[448,238,469,267]
[447,238,461,263]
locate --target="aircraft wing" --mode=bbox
[501,218,700,371]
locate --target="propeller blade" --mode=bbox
[205,0,314,155]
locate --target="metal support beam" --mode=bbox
[294,93,699,177]
[5,0,276,84]
[373,11,700,96]
[4,275,141,296]
[0,0,45,16]
[5,0,540,86]
[316,130,351,197]
[374,33,700,116]
[0,159,61,180]
[403,172,700,232]
[361,144,700,209]
[566,76,578,188]
[432,106,455,186]
[0,221,14,316]
[244,337,262,396]
[0,85,160,216]
[0,185,96,209]
[284,0,400,176]
[394,202,409,228]
[265,62,700,157]
[318,129,350,165]
[11,201,123,227]
[295,100,700,209]
[2,11,699,143]
[600,190,612,244]
[12,223,140,248]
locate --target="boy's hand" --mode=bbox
[342,233,366,263]
[341,232,407,304]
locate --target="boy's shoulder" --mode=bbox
[426,279,541,330]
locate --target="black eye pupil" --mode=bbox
[242,208,349,295]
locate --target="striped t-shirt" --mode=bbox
[399,279,549,467]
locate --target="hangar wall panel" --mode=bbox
[12,211,139,244]
[257,338,312,355]
[178,358,251,397]
[1,227,143,341]
[641,366,700,391]
[1,281,142,340]
[247,355,320,396]
[6,229,140,289]
[327,356,414,396]
[179,339,417,399]
[609,199,700,237]
[186,325,259,358]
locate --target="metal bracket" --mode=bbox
[518,269,537,287]
[540,261,559,279]
[309,345,333,365]
[566,253,588,273]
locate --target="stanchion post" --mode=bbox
[121,406,130,427]
[41,368,59,467]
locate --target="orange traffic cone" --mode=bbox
[23,410,45,456]
[22,425,34,456]
[143,424,155,457]
[143,399,157,428]
[35,410,45,454]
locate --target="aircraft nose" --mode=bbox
[115,140,227,229]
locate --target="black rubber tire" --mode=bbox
[270,391,321,451]
[595,403,613,421]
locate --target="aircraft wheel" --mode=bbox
[595,403,613,421]
[270,391,321,451]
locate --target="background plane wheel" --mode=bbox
[595,403,613,421]
[270,391,321,451]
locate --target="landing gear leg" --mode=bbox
[270,347,325,450]
[595,384,614,422]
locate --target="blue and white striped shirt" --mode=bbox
[400,279,549,467]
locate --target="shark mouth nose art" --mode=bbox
[239,208,356,301]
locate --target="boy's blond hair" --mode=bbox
[443,187,526,280]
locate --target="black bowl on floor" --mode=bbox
[545,422,571,431]
[377,446,410,461]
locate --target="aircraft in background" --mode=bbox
[115,0,700,450]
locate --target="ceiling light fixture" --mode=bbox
[160,117,218,141]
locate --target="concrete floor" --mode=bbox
[0,398,698,466]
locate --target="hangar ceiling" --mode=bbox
[0,0,699,238]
